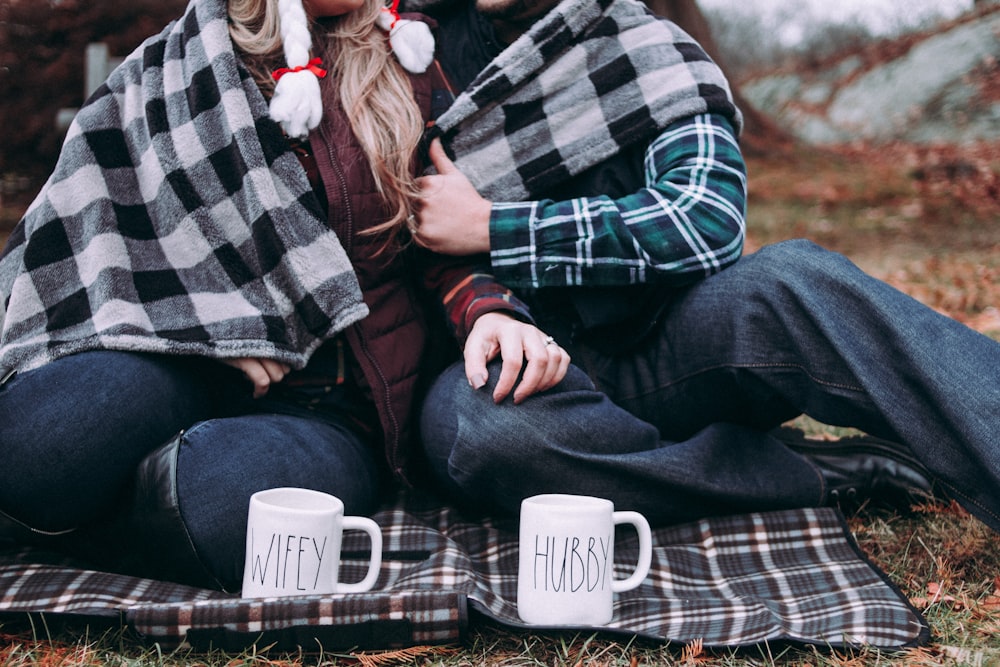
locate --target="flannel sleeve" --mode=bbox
[421,253,535,343]
[488,113,747,288]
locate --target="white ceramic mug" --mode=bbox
[517,494,652,626]
[241,487,382,598]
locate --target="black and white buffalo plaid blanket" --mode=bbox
[427,0,743,200]
[0,491,928,651]
[0,0,367,374]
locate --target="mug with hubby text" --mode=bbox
[241,487,383,598]
[517,494,652,626]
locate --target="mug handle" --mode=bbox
[610,511,652,593]
[336,516,383,593]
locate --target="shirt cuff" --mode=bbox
[488,200,539,286]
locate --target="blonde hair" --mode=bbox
[228,0,423,250]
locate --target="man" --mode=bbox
[408,0,1000,530]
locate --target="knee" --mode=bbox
[717,240,862,318]
[756,238,825,260]
[748,239,851,285]
[419,361,594,496]
[421,361,594,460]
[420,362,510,480]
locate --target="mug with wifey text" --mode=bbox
[241,487,382,598]
[517,494,652,626]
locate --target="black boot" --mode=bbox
[125,431,226,590]
[63,433,226,591]
[771,427,936,512]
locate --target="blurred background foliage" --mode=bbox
[2,0,961,183]
[0,0,188,181]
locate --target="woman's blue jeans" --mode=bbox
[0,351,381,587]
[421,240,1000,531]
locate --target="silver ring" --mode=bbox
[543,335,555,346]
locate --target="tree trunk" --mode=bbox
[644,0,794,156]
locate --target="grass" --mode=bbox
[1,140,1000,665]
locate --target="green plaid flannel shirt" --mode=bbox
[433,112,746,341]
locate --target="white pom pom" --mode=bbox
[270,70,323,139]
[388,19,435,74]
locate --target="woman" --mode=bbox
[0,0,568,591]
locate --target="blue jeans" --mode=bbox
[0,351,382,586]
[421,240,1000,530]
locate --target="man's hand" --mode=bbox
[220,358,290,398]
[413,138,493,255]
[464,312,570,404]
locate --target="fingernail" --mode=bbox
[470,373,487,389]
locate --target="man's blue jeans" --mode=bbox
[421,240,1000,531]
[0,351,381,586]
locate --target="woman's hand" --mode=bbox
[220,358,291,398]
[464,312,570,405]
[413,138,493,255]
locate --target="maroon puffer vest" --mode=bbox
[309,64,436,483]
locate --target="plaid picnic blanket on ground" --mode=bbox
[0,491,928,651]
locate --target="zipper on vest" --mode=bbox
[316,119,405,480]
[318,123,355,249]
[346,324,405,480]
